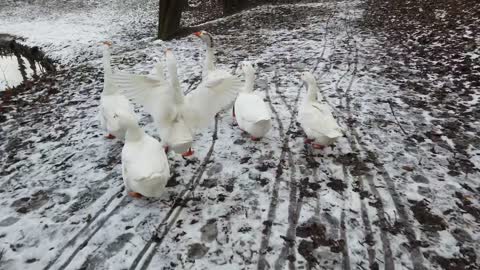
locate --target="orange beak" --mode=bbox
[194,31,202,37]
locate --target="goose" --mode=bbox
[119,110,170,198]
[233,61,272,140]
[113,49,241,156]
[98,41,137,140]
[194,30,215,78]
[298,71,343,149]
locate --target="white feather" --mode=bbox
[183,70,242,129]
[111,72,177,127]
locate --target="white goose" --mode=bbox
[113,49,241,156]
[119,110,170,198]
[233,61,272,140]
[298,72,343,149]
[194,31,216,78]
[98,41,137,140]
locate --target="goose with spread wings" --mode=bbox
[113,49,241,156]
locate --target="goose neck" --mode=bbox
[102,48,113,76]
[205,46,215,73]
[125,124,143,142]
[306,82,319,102]
[243,73,255,93]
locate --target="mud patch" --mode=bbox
[11,190,49,213]
[296,218,344,265]
[200,218,218,242]
[454,192,480,222]
[410,200,448,231]
[0,217,19,227]
[67,189,104,214]
[326,178,347,193]
[411,174,429,184]
[187,243,209,260]
[335,153,370,176]
[432,246,478,270]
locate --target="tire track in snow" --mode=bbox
[256,72,290,270]
[337,7,356,270]
[129,116,219,270]
[355,174,379,268]
[332,38,396,267]
[335,2,426,269]
[271,77,301,270]
[57,196,131,269]
[44,77,206,270]
[42,173,126,270]
[292,4,357,267]
[308,2,393,268]
[272,8,340,269]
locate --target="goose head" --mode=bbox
[300,71,317,86]
[100,41,112,58]
[240,61,256,75]
[115,111,142,141]
[194,31,214,48]
[100,41,112,48]
[301,71,322,101]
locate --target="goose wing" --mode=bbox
[183,70,241,129]
[112,71,176,125]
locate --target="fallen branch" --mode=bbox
[387,99,408,136]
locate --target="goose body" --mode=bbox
[98,42,137,140]
[113,48,241,156]
[121,112,170,198]
[298,72,342,148]
[234,62,271,139]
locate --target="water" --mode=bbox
[0,34,54,91]
[0,55,46,91]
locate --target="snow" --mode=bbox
[1,0,479,270]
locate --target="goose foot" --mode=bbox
[128,192,143,199]
[304,138,314,144]
[312,143,325,150]
[105,134,116,139]
[251,136,260,141]
[182,148,194,157]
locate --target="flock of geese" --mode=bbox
[98,31,343,198]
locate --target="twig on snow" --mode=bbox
[387,99,408,136]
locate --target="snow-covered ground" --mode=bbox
[0,0,479,269]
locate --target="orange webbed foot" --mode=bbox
[105,134,116,139]
[128,192,143,199]
[312,143,325,150]
[182,148,194,157]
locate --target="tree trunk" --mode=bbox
[158,0,184,40]
[223,0,251,15]
[223,0,237,15]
